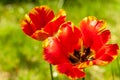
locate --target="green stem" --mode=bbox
[82,77,85,80]
[116,57,120,80]
[50,64,54,80]
[111,65,114,80]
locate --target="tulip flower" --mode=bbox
[21,6,66,41]
[43,17,118,79]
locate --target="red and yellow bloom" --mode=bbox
[21,6,66,41]
[44,22,85,78]
[43,17,119,79]
[20,5,119,79]
[78,16,118,67]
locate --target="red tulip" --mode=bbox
[44,22,85,78]
[21,6,66,41]
[43,17,119,79]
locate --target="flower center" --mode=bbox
[68,47,94,65]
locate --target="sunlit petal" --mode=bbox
[57,22,81,53]
[29,6,54,29]
[80,16,106,32]
[43,37,68,64]
[21,6,65,41]
[44,10,66,35]
[92,30,111,51]
[95,44,119,65]
[57,63,85,79]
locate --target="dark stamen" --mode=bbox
[74,50,80,59]
[81,47,91,62]
[85,47,90,55]
[69,54,79,64]
[69,47,94,65]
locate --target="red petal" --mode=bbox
[77,61,94,68]
[80,21,97,47]
[31,30,50,41]
[80,16,106,32]
[44,9,66,35]
[21,6,55,40]
[29,6,54,30]
[100,30,110,43]
[57,63,85,79]
[21,15,35,36]
[43,37,68,64]
[80,16,107,47]
[57,22,81,53]
[91,30,111,51]
[95,44,119,65]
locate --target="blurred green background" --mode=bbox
[0,0,120,80]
